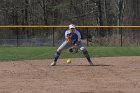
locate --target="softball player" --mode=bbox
[51,24,93,66]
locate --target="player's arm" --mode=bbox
[65,31,72,44]
[73,32,81,52]
[76,31,81,47]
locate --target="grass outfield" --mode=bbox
[0,47,140,61]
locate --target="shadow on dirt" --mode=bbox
[55,64,112,67]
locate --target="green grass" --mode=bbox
[0,47,140,61]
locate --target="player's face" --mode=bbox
[70,28,75,33]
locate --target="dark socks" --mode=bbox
[86,57,92,62]
[83,50,92,62]
[54,51,61,62]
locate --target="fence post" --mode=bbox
[87,28,89,46]
[16,28,19,47]
[53,27,55,46]
[120,28,123,47]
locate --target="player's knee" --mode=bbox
[80,47,86,52]
[57,48,62,53]
[55,51,61,57]
[80,47,90,57]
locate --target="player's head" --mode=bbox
[69,24,75,33]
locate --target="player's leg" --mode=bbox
[80,47,93,65]
[79,42,93,65]
[51,41,70,66]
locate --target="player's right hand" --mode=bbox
[66,36,72,44]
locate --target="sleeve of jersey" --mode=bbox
[77,31,81,41]
[65,30,68,39]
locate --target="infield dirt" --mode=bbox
[0,57,140,93]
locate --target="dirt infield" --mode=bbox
[0,57,140,93]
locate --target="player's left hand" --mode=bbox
[69,45,79,53]
[73,44,78,53]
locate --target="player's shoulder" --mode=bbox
[65,29,70,33]
[75,29,80,34]
[75,29,79,32]
[65,29,70,34]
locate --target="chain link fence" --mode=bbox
[0,27,140,47]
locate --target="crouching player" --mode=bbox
[51,24,93,66]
